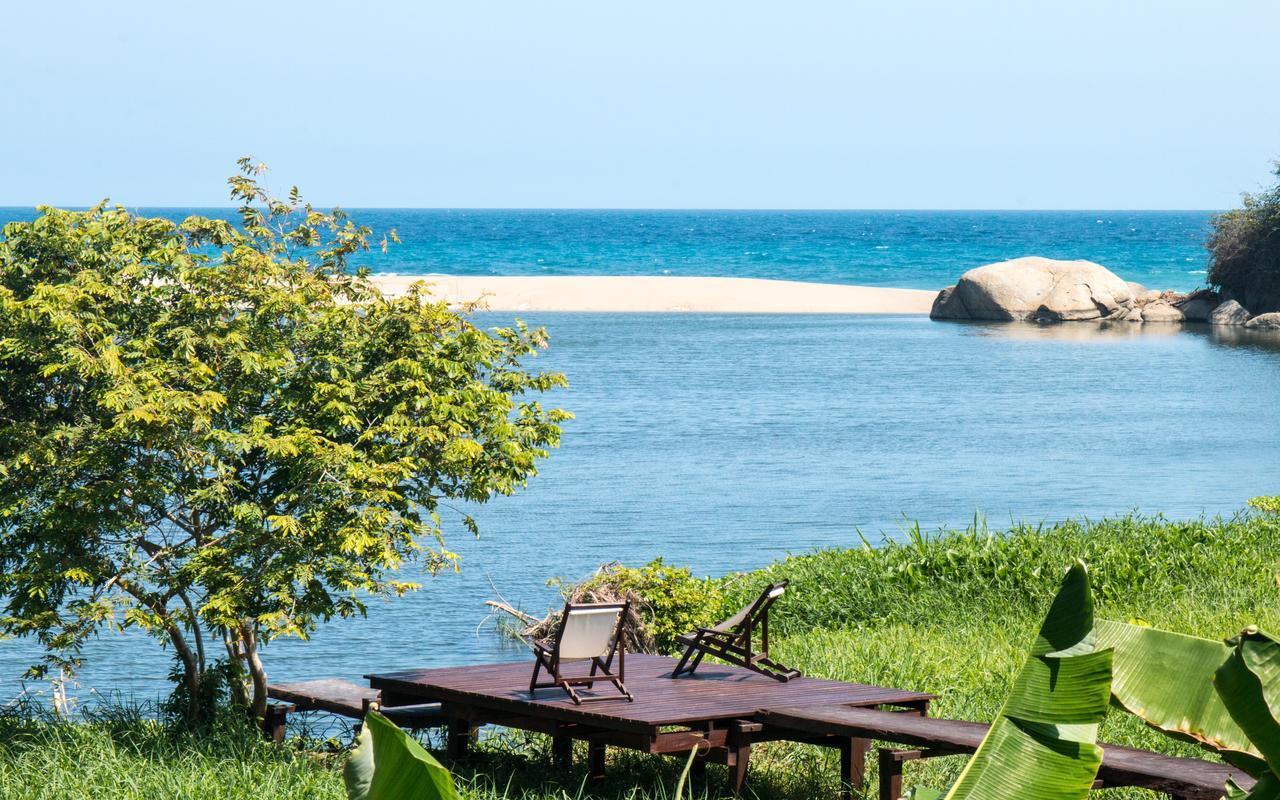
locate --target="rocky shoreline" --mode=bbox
[931,256,1280,329]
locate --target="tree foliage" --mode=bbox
[0,159,568,721]
[1208,161,1280,313]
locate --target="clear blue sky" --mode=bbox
[2,1,1278,209]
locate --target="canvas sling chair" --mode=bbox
[670,580,801,682]
[530,601,634,704]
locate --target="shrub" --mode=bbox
[1250,496,1280,515]
[1207,161,1280,313]
[558,559,724,654]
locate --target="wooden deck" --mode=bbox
[368,654,932,798]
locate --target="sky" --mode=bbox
[1,1,1278,209]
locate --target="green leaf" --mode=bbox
[343,709,458,800]
[1227,771,1280,800]
[931,562,1110,800]
[1098,620,1263,768]
[1216,629,1280,773]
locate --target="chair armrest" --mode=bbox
[694,627,739,638]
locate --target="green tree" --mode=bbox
[1208,161,1280,313]
[0,160,568,723]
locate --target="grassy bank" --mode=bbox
[2,512,1276,799]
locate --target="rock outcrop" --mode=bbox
[929,257,1133,322]
[1174,291,1219,322]
[931,257,1277,329]
[1140,302,1184,323]
[1245,312,1280,330]
[1209,300,1252,326]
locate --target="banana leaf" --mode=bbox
[1098,620,1266,774]
[914,562,1112,800]
[1216,629,1280,775]
[344,708,459,800]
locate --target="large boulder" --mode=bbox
[930,257,1134,322]
[1174,290,1220,322]
[1245,312,1280,330]
[1209,300,1252,326]
[1141,302,1185,323]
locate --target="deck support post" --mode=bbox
[690,753,709,783]
[838,737,869,800]
[553,727,574,769]
[446,715,472,761]
[261,703,292,743]
[878,748,915,800]
[726,720,759,796]
[727,742,751,795]
[587,740,607,779]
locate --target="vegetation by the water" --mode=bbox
[0,161,567,723]
[1209,159,1280,313]
[3,511,1278,799]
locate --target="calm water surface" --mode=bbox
[4,314,1279,703]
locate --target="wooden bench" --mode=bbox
[264,678,447,742]
[757,705,1254,800]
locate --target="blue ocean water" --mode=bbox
[0,208,1214,291]
[3,209,1275,706]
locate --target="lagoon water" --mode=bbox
[3,210,1279,704]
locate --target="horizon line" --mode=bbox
[0,205,1224,214]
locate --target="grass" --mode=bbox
[2,512,1277,799]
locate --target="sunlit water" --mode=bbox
[3,315,1279,704]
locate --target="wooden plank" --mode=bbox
[762,705,1255,797]
[267,678,445,727]
[759,705,987,750]
[268,678,377,715]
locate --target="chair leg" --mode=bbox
[530,656,543,695]
[671,638,700,677]
[611,677,634,701]
[561,682,583,705]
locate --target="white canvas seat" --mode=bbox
[530,602,633,704]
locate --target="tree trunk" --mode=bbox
[223,632,251,710]
[238,621,269,721]
[164,622,202,724]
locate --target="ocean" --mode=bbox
[0,208,1214,292]
[4,209,1277,704]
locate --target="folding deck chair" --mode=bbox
[530,601,634,704]
[670,580,801,682]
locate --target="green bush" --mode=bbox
[572,559,723,654]
[1207,161,1280,313]
[1249,495,1280,515]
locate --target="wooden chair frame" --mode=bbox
[671,580,801,682]
[530,601,634,704]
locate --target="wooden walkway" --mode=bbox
[759,705,1253,800]
[368,653,932,798]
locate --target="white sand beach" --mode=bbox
[369,275,936,314]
